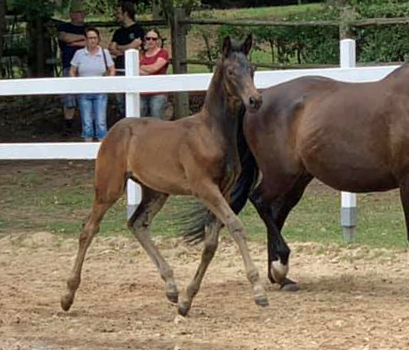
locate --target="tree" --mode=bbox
[0,0,6,77]
[158,0,199,19]
[8,0,57,77]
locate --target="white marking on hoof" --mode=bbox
[174,314,186,325]
[271,260,289,284]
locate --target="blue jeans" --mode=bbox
[115,70,125,118]
[62,67,77,109]
[78,94,108,140]
[141,94,167,118]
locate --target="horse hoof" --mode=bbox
[178,301,191,317]
[166,290,179,304]
[60,294,74,312]
[280,278,300,292]
[271,260,289,285]
[255,294,269,307]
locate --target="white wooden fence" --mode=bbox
[0,40,399,238]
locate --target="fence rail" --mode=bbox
[0,40,401,237]
[183,16,409,28]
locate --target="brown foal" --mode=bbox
[60,35,267,316]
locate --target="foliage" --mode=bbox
[9,0,55,20]
[194,6,340,66]
[83,0,117,16]
[201,0,325,8]
[158,0,201,20]
[356,24,409,62]
[195,0,409,67]
[351,1,409,62]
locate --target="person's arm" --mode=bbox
[69,65,78,77]
[108,65,116,76]
[58,31,86,47]
[140,57,167,75]
[108,41,122,57]
[116,38,142,53]
[105,49,116,76]
[69,51,80,76]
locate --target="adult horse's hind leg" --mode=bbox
[178,215,222,316]
[250,175,312,288]
[127,186,178,303]
[399,178,409,242]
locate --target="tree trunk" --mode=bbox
[152,0,162,20]
[26,18,53,77]
[0,0,7,78]
[170,8,189,118]
[35,18,45,76]
[339,5,357,40]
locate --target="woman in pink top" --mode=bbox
[140,28,169,118]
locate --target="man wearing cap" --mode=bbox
[109,1,144,117]
[57,0,86,135]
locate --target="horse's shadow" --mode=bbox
[287,273,408,298]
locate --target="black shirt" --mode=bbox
[111,23,145,69]
[57,22,86,69]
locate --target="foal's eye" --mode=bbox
[227,68,234,76]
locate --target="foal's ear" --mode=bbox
[222,36,232,58]
[241,34,253,56]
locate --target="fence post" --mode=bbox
[340,38,357,242]
[339,5,356,40]
[125,49,141,218]
[170,7,190,118]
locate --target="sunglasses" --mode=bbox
[145,37,158,41]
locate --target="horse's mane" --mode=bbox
[176,38,257,244]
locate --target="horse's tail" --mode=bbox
[180,111,259,244]
[177,199,212,244]
[230,139,259,215]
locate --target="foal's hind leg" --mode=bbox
[127,186,178,303]
[61,193,122,311]
[61,141,128,311]
[178,215,222,316]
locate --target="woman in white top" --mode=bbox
[70,27,115,142]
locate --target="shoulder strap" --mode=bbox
[102,48,108,71]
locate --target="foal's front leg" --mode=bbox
[127,187,178,303]
[179,184,268,315]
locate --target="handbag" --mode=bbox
[102,48,109,76]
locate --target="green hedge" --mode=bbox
[197,1,409,66]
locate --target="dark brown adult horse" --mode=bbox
[238,67,409,287]
[60,35,267,317]
[185,64,409,288]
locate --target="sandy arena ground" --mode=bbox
[1,232,409,350]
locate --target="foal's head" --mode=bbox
[220,35,262,112]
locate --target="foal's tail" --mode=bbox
[180,113,259,244]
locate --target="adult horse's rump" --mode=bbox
[231,64,409,287]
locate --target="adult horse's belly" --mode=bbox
[296,121,397,193]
